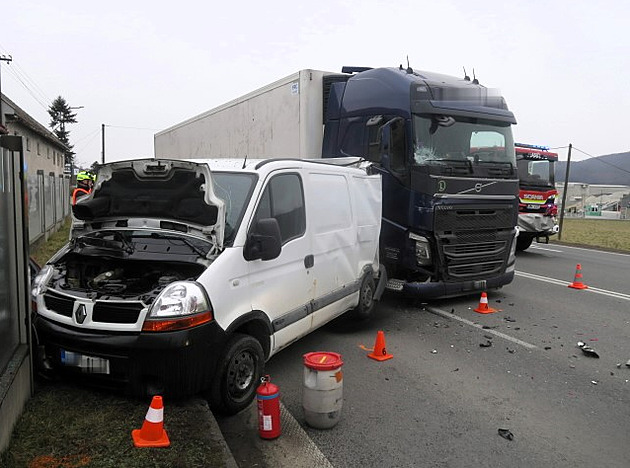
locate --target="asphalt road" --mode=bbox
[217,243,630,467]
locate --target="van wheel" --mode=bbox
[352,274,376,320]
[209,333,264,415]
[516,236,533,251]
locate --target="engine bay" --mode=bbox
[49,253,206,303]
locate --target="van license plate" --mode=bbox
[60,349,110,374]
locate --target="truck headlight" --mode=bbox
[409,232,432,266]
[143,281,213,332]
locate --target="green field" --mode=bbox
[555,218,630,252]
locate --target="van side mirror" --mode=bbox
[244,218,282,261]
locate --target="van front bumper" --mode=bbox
[33,314,228,397]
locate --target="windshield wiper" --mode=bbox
[146,233,209,257]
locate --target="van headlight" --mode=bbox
[143,281,213,332]
[32,265,53,297]
[409,232,432,266]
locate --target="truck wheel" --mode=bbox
[209,333,264,415]
[516,236,533,251]
[352,274,376,321]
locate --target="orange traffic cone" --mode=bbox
[474,292,499,314]
[568,264,588,289]
[132,395,170,448]
[367,330,394,361]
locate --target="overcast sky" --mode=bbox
[2,0,629,168]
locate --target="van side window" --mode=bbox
[254,174,305,244]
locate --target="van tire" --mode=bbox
[352,274,376,320]
[209,333,264,415]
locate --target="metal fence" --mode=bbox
[28,170,70,244]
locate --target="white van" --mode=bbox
[32,157,383,414]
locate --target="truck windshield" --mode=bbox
[412,115,515,168]
[517,157,555,189]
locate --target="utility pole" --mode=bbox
[558,143,572,240]
[0,54,13,129]
[101,124,106,164]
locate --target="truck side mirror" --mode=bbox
[244,218,282,261]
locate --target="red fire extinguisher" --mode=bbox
[256,375,281,439]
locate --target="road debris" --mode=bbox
[503,316,516,323]
[431,349,438,354]
[479,340,493,348]
[577,342,600,358]
[498,428,514,441]
[591,380,598,385]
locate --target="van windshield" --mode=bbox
[212,172,257,245]
[412,115,515,168]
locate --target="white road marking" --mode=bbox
[515,270,630,301]
[530,245,563,253]
[552,243,630,257]
[425,306,538,350]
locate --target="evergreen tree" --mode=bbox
[48,96,78,167]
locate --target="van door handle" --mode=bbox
[304,254,314,269]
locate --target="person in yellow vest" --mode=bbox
[72,171,95,205]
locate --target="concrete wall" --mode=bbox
[0,137,32,454]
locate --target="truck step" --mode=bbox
[386,278,405,291]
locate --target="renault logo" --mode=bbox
[75,304,87,324]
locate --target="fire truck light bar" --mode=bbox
[515,143,550,151]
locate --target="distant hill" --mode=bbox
[555,151,630,185]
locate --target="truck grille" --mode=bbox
[434,205,515,281]
[92,302,144,324]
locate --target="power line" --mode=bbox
[572,146,630,176]
[73,127,101,146]
[0,45,52,111]
[3,65,50,110]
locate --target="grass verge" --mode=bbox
[554,218,630,252]
[1,382,226,468]
[30,218,72,266]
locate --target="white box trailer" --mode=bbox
[155,69,333,160]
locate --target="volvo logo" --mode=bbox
[474,183,483,193]
[75,304,87,324]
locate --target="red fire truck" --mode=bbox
[515,143,559,251]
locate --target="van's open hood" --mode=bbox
[72,159,226,248]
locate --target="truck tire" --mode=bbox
[516,236,533,251]
[351,274,376,321]
[209,333,264,415]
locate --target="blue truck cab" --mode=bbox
[322,66,519,298]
